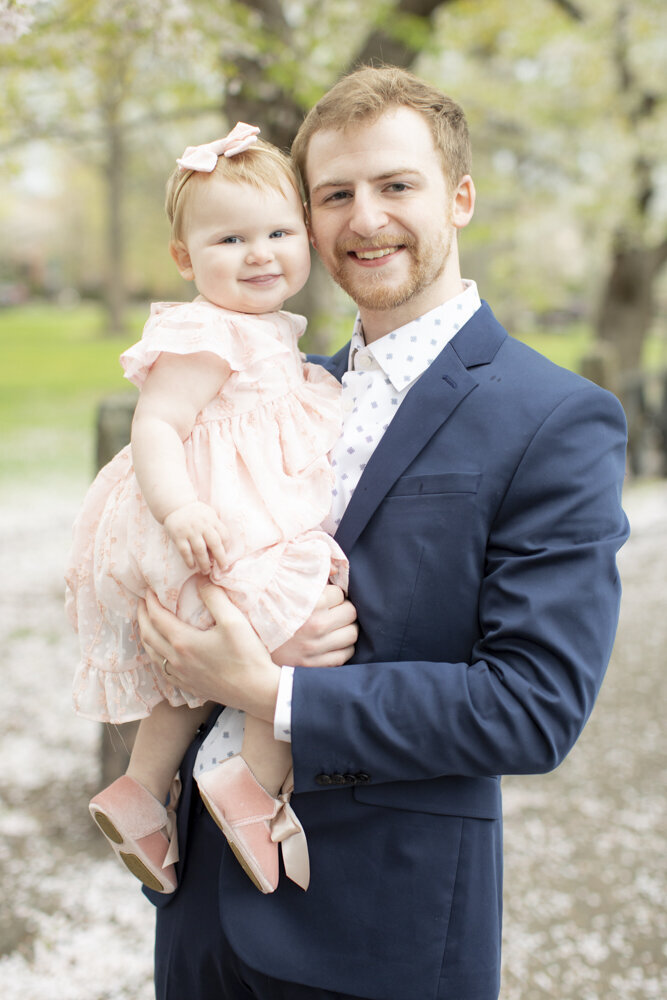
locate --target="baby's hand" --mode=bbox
[163,502,230,574]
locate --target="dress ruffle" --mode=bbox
[71,639,208,724]
[67,300,347,724]
[211,530,349,653]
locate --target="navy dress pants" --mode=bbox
[154,797,373,1000]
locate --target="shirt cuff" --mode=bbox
[273,665,295,743]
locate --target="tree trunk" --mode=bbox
[355,0,456,68]
[104,112,128,336]
[595,238,665,375]
[596,5,667,398]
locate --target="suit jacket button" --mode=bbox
[331,773,347,784]
[355,772,371,783]
[315,773,333,785]
[343,773,358,785]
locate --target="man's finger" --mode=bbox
[197,578,242,623]
[317,584,346,609]
[137,594,170,666]
[310,599,357,637]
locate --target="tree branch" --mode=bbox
[548,0,585,21]
[0,104,225,155]
[230,0,290,38]
[353,0,454,71]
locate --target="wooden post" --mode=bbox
[656,372,667,477]
[95,392,140,786]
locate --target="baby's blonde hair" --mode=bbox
[165,138,302,242]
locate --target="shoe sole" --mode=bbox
[91,809,170,894]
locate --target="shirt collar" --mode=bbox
[349,280,481,391]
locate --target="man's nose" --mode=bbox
[348,192,388,237]
[245,240,274,265]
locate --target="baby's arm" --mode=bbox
[131,350,231,573]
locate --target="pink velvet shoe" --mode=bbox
[197,756,309,894]
[89,775,179,894]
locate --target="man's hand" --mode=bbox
[138,582,281,722]
[272,584,358,667]
[137,582,358,721]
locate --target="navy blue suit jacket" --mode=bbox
[148,303,629,999]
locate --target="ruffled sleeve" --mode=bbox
[281,309,308,343]
[121,299,288,389]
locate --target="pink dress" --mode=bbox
[66,298,347,724]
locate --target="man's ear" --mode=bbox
[451,175,476,231]
[170,240,195,281]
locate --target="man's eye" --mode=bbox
[326,191,351,202]
[387,183,409,192]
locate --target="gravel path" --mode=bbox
[0,475,664,1000]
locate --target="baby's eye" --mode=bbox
[220,235,242,244]
[269,230,288,239]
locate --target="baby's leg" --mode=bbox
[127,700,212,804]
[241,714,292,797]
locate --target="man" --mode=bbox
[137,66,629,999]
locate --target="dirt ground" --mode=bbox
[0,474,664,1000]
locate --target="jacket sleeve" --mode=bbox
[290,384,629,790]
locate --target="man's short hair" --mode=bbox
[291,65,471,202]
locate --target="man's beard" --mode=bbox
[327,229,453,312]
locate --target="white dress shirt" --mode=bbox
[195,281,481,773]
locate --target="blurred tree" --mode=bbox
[1,0,584,342]
[595,2,667,375]
[2,0,663,369]
[421,0,666,372]
[1,0,223,333]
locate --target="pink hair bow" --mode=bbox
[177,122,261,172]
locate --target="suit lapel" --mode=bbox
[311,345,348,383]
[334,303,506,555]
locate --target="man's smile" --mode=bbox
[351,247,402,261]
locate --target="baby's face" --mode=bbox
[178,177,311,314]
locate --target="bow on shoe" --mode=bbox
[269,770,310,891]
[162,773,182,868]
[177,122,260,172]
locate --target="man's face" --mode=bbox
[305,107,473,339]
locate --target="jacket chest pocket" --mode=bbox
[349,471,485,661]
[386,471,481,498]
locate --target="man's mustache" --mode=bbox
[335,235,416,255]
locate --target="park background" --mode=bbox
[0,0,665,998]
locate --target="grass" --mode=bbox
[0,302,143,484]
[1,300,662,488]
[516,325,594,376]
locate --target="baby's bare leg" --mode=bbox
[241,714,292,797]
[127,701,212,803]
